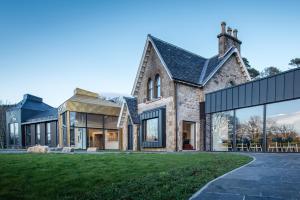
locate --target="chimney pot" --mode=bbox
[233,29,238,38]
[227,27,232,36]
[221,21,226,33]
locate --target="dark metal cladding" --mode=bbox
[205,67,300,114]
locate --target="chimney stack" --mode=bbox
[217,22,242,57]
[227,27,232,36]
[233,29,238,38]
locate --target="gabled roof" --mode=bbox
[123,97,139,124]
[149,35,207,85]
[132,35,250,95]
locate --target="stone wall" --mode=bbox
[202,55,249,100]
[136,43,174,104]
[202,54,249,151]
[136,43,176,151]
[138,96,176,151]
[176,83,202,151]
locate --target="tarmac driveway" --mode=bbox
[191,153,300,200]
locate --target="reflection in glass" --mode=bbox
[25,125,31,146]
[104,116,118,129]
[266,99,300,152]
[144,118,159,142]
[36,124,41,145]
[75,128,86,149]
[70,112,86,127]
[87,114,103,128]
[236,106,263,152]
[212,111,234,151]
[105,130,119,149]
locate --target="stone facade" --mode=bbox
[119,24,250,152]
[176,83,201,151]
[202,56,249,98]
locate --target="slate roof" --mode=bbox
[9,94,58,124]
[124,97,139,124]
[23,108,58,124]
[148,35,236,86]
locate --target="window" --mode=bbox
[104,116,118,129]
[25,125,31,146]
[87,114,103,128]
[70,112,86,127]
[155,75,161,98]
[236,106,264,152]
[106,130,118,141]
[47,123,51,145]
[36,124,41,144]
[266,99,300,152]
[144,118,159,142]
[147,79,153,100]
[212,111,234,151]
[9,123,19,145]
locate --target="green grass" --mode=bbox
[0,152,251,200]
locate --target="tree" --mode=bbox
[289,58,300,68]
[260,66,281,78]
[242,57,260,79]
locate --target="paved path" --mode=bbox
[191,153,300,200]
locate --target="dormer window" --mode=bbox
[147,79,153,100]
[155,74,161,98]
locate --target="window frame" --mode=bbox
[140,107,166,148]
[147,78,153,100]
[154,74,161,98]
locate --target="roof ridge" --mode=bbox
[148,34,208,60]
[199,59,210,84]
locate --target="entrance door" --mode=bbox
[182,121,196,150]
[128,125,133,150]
[88,129,104,150]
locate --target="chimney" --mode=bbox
[218,22,242,57]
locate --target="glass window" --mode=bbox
[144,118,158,142]
[212,111,234,151]
[155,75,161,98]
[46,123,51,145]
[104,116,118,129]
[9,123,14,145]
[75,128,86,149]
[236,106,264,152]
[88,128,104,149]
[147,79,153,100]
[26,125,31,146]
[266,99,300,152]
[62,112,67,126]
[70,112,86,127]
[63,127,67,146]
[70,127,75,146]
[36,124,41,144]
[106,130,118,141]
[87,114,103,128]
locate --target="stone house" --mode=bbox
[118,22,251,151]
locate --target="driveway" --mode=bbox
[191,153,300,200]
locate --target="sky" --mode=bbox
[0,0,299,107]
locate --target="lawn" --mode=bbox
[0,152,251,200]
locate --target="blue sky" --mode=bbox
[0,0,299,107]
